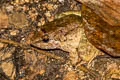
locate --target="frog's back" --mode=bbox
[30,14,83,50]
[41,15,82,33]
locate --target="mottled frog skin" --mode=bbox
[31,15,83,64]
[30,5,120,63]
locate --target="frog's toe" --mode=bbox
[103,68,120,80]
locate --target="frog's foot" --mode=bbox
[103,68,120,80]
[55,11,81,19]
[69,52,79,65]
[76,64,101,80]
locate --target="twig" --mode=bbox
[0,38,65,61]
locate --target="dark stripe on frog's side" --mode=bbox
[31,15,82,43]
[40,15,82,33]
[82,5,120,57]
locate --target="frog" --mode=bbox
[30,5,120,65]
[30,14,83,64]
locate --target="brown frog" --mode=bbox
[30,5,120,64]
[30,15,83,64]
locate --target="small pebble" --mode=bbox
[0,43,4,48]
[6,5,14,12]
[10,30,19,35]
[59,0,64,3]
[45,11,51,17]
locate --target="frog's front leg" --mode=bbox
[69,51,79,65]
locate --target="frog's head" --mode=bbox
[30,32,62,49]
[30,14,82,50]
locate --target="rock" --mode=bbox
[63,71,78,80]
[0,10,9,28]
[76,0,120,26]
[8,12,28,28]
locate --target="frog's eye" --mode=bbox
[42,34,49,42]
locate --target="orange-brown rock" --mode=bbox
[82,5,120,57]
[0,10,9,28]
[76,0,120,26]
